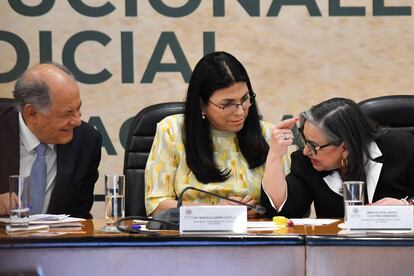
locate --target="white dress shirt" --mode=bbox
[19,113,57,213]
[322,141,383,204]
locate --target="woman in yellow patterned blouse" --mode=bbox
[145,51,292,217]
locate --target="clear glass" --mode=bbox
[9,175,30,228]
[343,181,365,222]
[101,175,125,232]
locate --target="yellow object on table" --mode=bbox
[273,216,289,226]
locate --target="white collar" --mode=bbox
[367,140,382,160]
[19,112,55,152]
[364,141,383,203]
[323,141,383,203]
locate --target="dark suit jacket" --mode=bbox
[277,130,414,218]
[0,107,102,218]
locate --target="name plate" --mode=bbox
[179,206,247,234]
[347,205,414,230]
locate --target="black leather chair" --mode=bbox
[123,102,185,216]
[359,95,414,136]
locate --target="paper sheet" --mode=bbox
[6,225,49,233]
[247,219,339,230]
[290,218,339,226]
[0,214,85,225]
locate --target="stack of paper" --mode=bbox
[1,214,86,234]
[29,214,85,228]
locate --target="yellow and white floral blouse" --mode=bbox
[144,114,276,215]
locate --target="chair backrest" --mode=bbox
[123,102,185,216]
[0,98,15,111]
[358,95,414,136]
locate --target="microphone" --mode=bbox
[176,186,267,215]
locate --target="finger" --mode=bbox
[228,196,243,201]
[228,196,243,205]
[276,136,294,148]
[272,127,293,139]
[241,195,252,204]
[0,199,7,215]
[0,193,11,215]
[277,132,294,141]
[10,193,19,209]
[11,192,18,201]
[275,117,299,129]
[246,199,257,206]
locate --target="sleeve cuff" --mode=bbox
[262,181,288,212]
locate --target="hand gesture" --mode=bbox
[269,117,298,158]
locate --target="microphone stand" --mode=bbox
[177,186,266,215]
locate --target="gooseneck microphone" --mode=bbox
[176,186,267,215]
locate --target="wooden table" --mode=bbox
[2,219,414,276]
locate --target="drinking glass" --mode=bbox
[9,175,30,228]
[343,181,365,222]
[102,175,125,232]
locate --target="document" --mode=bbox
[1,214,85,233]
[5,224,49,233]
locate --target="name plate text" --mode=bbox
[347,205,414,230]
[179,206,247,234]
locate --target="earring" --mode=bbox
[341,158,348,167]
[201,112,206,120]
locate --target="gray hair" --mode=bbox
[12,62,75,112]
[299,109,342,144]
[298,97,385,181]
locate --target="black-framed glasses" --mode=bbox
[297,128,338,155]
[208,92,256,113]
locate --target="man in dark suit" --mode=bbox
[0,63,101,218]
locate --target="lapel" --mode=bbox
[323,141,383,204]
[47,138,77,213]
[365,142,383,203]
[323,171,342,196]
[0,109,20,193]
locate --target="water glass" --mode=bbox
[9,175,30,228]
[102,175,125,232]
[343,181,365,222]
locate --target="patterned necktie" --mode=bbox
[30,143,48,214]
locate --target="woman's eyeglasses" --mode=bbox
[208,92,256,113]
[297,128,338,155]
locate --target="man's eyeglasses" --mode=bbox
[208,92,256,113]
[297,128,338,155]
